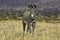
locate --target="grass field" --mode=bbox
[0,20,60,40]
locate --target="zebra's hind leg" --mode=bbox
[22,22,26,33]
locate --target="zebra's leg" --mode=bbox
[32,23,35,33]
[22,22,26,33]
[27,23,31,33]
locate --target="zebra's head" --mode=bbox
[30,11,36,21]
[28,4,37,21]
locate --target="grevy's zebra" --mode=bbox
[22,4,37,33]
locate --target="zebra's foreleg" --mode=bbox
[27,24,31,33]
[32,23,35,33]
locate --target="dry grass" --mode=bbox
[0,20,60,40]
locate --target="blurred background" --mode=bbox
[0,0,60,22]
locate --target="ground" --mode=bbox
[0,20,60,40]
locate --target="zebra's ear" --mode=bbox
[28,4,33,8]
[33,5,37,8]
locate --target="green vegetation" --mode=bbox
[0,11,60,23]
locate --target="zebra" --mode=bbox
[22,4,37,33]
